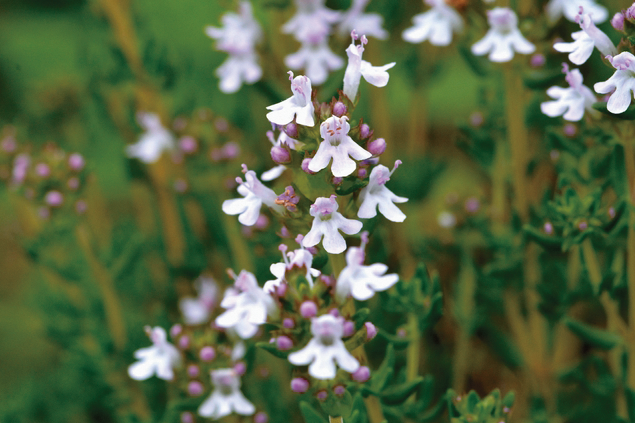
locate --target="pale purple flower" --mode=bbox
[128,326,181,381]
[215,270,278,339]
[126,112,175,163]
[285,40,344,86]
[308,116,372,177]
[546,0,607,24]
[282,0,341,44]
[303,195,363,254]
[554,9,617,65]
[222,164,284,226]
[343,32,395,101]
[471,8,535,63]
[402,0,463,46]
[358,161,408,222]
[595,52,635,114]
[198,369,255,419]
[288,315,359,379]
[335,232,399,302]
[179,276,218,325]
[205,1,263,93]
[338,0,388,40]
[541,63,599,121]
[266,72,315,127]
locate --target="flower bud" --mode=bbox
[360,123,371,139]
[276,336,293,350]
[352,366,371,382]
[357,167,368,179]
[366,138,386,156]
[530,53,545,68]
[222,142,240,159]
[179,136,198,154]
[178,335,190,349]
[365,322,377,340]
[68,153,85,171]
[170,324,183,338]
[343,321,355,337]
[181,412,195,423]
[291,377,310,393]
[333,385,346,396]
[254,412,269,423]
[187,364,200,378]
[45,190,64,207]
[301,158,316,174]
[316,390,328,401]
[612,12,625,31]
[333,101,347,117]
[300,301,318,318]
[285,123,299,138]
[283,318,295,329]
[332,176,343,185]
[276,282,288,297]
[187,381,204,396]
[75,200,87,214]
[199,346,216,362]
[35,163,50,178]
[627,5,635,22]
[234,361,247,375]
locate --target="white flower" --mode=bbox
[437,211,456,228]
[264,237,321,294]
[541,64,599,121]
[179,276,218,325]
[308,116,372,177]
[343,32,395,101]
[222,164,284,226]
[205,1,263,93]
[358,161,408,222]
[266,72,315,127]
[402,0,464,46]
[338,0,388,40]
[303,195,363,255]
[128,326,181,381]
[198,369,255,420]
[594,52,635,114]
[126,112,174,163]
[285,40,344,86]
[335,232,399,302]
[288,315,359,379]
[215,270,278,339]
[553,10,617,65]
[471,8,535,63]
[282,0,341,44]
[546,0,607,24]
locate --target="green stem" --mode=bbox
[329,252,347,278]
[406,312,420,386]
[452,251,476,393]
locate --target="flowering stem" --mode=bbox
[452,251,476,393]
[503,63,529,222]
[76,223,127,351]
[622,138,635,390]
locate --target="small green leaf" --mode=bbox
[593,102,635,120]
[564,317,623,350]
[380,377,424,405]
[300,401,326,423]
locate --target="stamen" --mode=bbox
[288,70,294,81]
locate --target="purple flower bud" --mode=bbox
[38,207,50,220]
[469,112,484,127]
[283,318,295,329]
[170,324,183,338]
[358,167,368,179]
[360,123,371,139]
[530,53,546,68]
[187,381,204,397]
[333,101,347,117]
[280,226,291,238]
[285,123,299,138]
[544,222,554,235]
[199,346,216,362]
[222,142,240,159]
[1,137,16,153]
[352,366,371,382]
[291,377,310,393]
[332,176,343,185]
[276,282,288,297]
[367,138,386,156]
[234,361,247,375]
[179,136,198,154]
[178,335,191,349]
[187,364,200,378]
[35,163,50,178]
[612,12,625,30]
[215,118,229,132]
[320,274,335,286]
[276,336,293,350]
[301,158,315,174]
[563,123,577,137]
[329,308,340,317]
[45,191,64,207]
[365,322,377,340]
[300,301,318,318]
[271,146,291,164]
[333,385,346,396]
[578,221,588,231]
[181,412,195,423]
[465,197,480,213]
[255,214,269,229]
[316,390,328,401]
[75,200,87,214]
[609,207,616,218]
[343,321,355,337]
[68,153,85,171]
[627,5,635,22]
[397,328,407,338]
[67,177,80,191]
[254,412,269,423]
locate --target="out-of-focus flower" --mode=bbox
[358,160,407,222]
[288,315,359,379]
[335,232,399,302]
[205,1,263,93]
[126,113,174,163]
[309,116,372,177]
[282,0,341,45]
[471,8,535,63]
[266,73,315,127]
[303,195,363,254]
[128,327,181,381]
[546,0,607,24]
[343,31,395,101]
[338,0,388,40]
[285,40,344,86]
[215,270,278,339]
[179,276,218,325]
[198,369,255,419]
[595,52,635,114]
[554,9,617,65]
[402,0,463,46]
[541,64,599,121]
[222,164,284,226]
